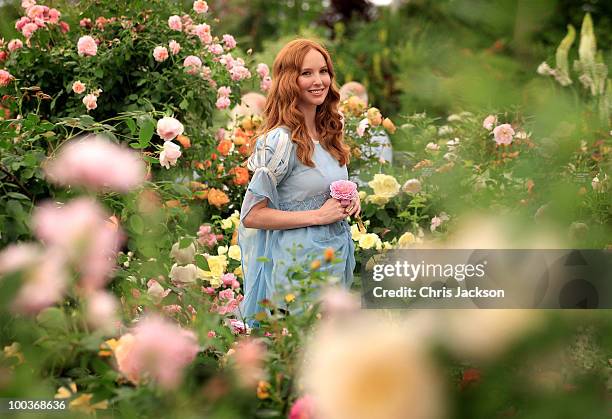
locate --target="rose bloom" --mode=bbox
[153,46,169,62]
[402,178,422,194]
[77,35,97,56]
[48,8,60,23]
[59,21,69,33]
[368,174,400,199]
[217,85,231,98]
[0,70,14,87]
[168,15,182,31]
[71,80,86,94]
[256,63,269,78]
[156,116,184,141]
[222,34,236,49]
[44,135,146,193]
[82,93,97,111]
[289,395,316,419]
[168,40,180,55]
[207,188,229,208]
[176,134,190,149]
[230,166,249,185]
[330,180,358,202]
[366,107,383,126]
[492,123,515,145]
[260,76,272,92]
[159,141,182,169]
[79,17,92,28]
[482,114,497,130]
[8,39,23,52]
[193,23,212,43]
[86,291,119,333]
[216,139,233,156]
[147,279,170,304]
[21,22,38,38]
[229,65,251,81]
[114,315,199,389]
[216,96,231,110]
[183,55,202,74]
[397,231,416,248]
[169,263,198,285]
[193,0,209,14]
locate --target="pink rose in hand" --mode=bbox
[330,180,358,205]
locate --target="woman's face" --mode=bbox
[297,49,331,108]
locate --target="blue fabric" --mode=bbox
[238,126,355,319]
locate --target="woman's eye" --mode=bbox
[302,71,310,76]
[321,69,328,73]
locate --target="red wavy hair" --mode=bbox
[258,39,350,167]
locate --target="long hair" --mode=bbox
[258,39,350,167]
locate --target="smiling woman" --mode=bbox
[238,39,359,320]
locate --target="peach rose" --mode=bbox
[183,55,202,75]
[216,139,233,156]
[168,40,181,55]
[193,0,209,14]
[8,39,23,52]
[72,80,86,94]
[207,188,229,208]
[153,46,168,62]
[230,166,249,185]
[82,93,97,111]
[77,35,97,56]
[0,70,14,87]
[156,116,184,141]
[168,15,182,31]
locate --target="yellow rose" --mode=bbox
[197,255,227,287]
[351,224,365,241]
[382,241,394,250]
[365,194,390,206]
[220,218,233,230]
[228,244,241,261]
[368,174,400,198]
[217,245,228,255]
[358,190,367,201]
[234,265,243,278]
[366,107,383,126]
[397,232,416,248]
[359,233,381,250]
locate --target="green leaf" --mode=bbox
[94,68,104,78]
[194,254,209,270]
[6,192,29,200]
[129,214,144,234]
[138,120,155,148]
[36,307,67,332]
[125,118,136,135]
[179,237,193,249]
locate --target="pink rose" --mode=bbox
[79,18,92,28]
[77,35,97,56]
[289,395,316,419]
[0,243,40,275]
[86,291,119,333]
[183,55,202,74]
[330,180,358,202]
[159,141,181,169]
[163,304,182,314]
[217,86,231,98]
[71,80,85,94]
[156,116,184,141]
[153,46,169,62]
[215,128,226,142]
[207,330,216,338]
[260,76,272,92]
[168,15,182,31]
[48,8,60,24]
[0,70,14,87]
[215,96,230,110]
[208,43,223,55]
[218,289,234,300]
[58,21,69,33]
[233,339,266,386]
[222,34,236,49]
[114,315,199,389]
[482,114,497,131]
[492,123,515,145]
[193,23,211,44]
[15,17,29,31]
[147,279,170,304]
[221,272,236,286]
[21,22,38,38]
[82,93,97,111]
[193,0,209,14]
[256,63,269,78]
[21,0,36,9]
[27,5,47,19]
[8,39,23,52]
[44,135,146,193]
[356,118,369,137]
[320,287,359,316]
[229,65,251,81]
[168,40,180,55]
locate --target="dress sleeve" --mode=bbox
[240,127,294,221]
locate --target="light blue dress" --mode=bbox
[238,126,355,319]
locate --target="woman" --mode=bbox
[238,39,360,319]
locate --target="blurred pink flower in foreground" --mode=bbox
[44,135,146,192]
[156,116,184,141]
[320,287,360,317]
[233,338,266,387]
[482,115,497,131]
[32,198,124,291]
[77,35,97,56]
[86,290,119,333]
[289,395,316,419]
[114,315,199,389]
[492,123,515,145]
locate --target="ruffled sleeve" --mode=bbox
[238,127,294,318]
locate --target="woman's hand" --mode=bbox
[344,195,361,217]
[316,198,349,225]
